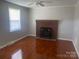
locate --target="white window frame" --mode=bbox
[9,8,21,32]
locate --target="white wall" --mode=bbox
[74,1,79,57]
[29,6,74,41]
[0,1,30,47]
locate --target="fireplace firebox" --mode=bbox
[40,27,53,39]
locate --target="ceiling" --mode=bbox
[5,0,78,7]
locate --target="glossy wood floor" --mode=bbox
[0,36,78,59]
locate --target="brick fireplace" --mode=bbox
[36,20,59,39]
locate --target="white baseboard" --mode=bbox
[28,34,36,36]
[58,38,73,41]
[0,35,28,49]
[72,41,79,58]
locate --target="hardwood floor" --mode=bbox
[0,36,78,59]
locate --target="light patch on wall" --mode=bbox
[11,49,22,59]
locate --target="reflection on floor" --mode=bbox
[0,36,78,59]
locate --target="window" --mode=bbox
[9,8,21,32]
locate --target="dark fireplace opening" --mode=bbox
[40,27,53,39]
